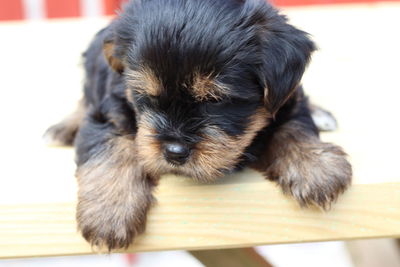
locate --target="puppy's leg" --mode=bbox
[75,115,157,250]
[44,100,85,146]
[252,94,352,209]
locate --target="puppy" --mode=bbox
[46,0,352,250]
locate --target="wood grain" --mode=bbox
[1,180,400,259]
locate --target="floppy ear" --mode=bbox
[103,38,125,74]
[260,17,316,116]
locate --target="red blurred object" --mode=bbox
[45,0,81,18]
[125,253,138,265]
[272,0,380,6]
[1,0,399,21]
[104,0,128,15]
[0,0,24,20]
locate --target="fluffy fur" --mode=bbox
[46,0,352,250]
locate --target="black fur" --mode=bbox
[47,0,352,250]
[77,0,315,167]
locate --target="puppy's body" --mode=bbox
[46,0,352,250]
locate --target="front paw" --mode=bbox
[76,200,146,251]
[75,136,156,251]
[267,142,352,209]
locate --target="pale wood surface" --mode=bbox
[1,180,400,259]
[0,3,400,259]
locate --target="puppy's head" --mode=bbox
[103,0,315,182]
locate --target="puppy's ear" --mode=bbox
[103,37,124,74]
[259,16,316,116]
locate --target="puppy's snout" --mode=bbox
[163,143,190,165]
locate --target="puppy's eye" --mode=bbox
[206,97,255,110]
[133,89,157,101]
[147,95,158,103]
[208,97,238,105]
[131,90,159,107]
[205,97,224,104]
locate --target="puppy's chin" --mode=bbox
[135,108,269,183]
[152,161,229,183]
[137,155,233,183]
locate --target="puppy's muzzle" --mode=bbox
[163,142,190,165]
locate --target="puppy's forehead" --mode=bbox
[126,67,228,100]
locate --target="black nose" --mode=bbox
[164,143,190,165]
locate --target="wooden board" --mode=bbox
[0,3,400,259]
[1,178,400,258]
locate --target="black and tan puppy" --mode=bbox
[46,0,352,250]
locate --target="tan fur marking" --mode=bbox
[76,136,156,250]
[191,73,229,101]
[126,68,162,97]
[252,121,352,210]
[103,41,124,73]
[192,108,270,181]
[136,108,270,182]
[125,87,135,105]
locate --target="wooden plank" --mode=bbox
[1,181,400,259]
[189,247,273,267]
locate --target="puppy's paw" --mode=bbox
[43,121,78,146]
[76,200,146,251]
[268,142,352,209]
[75,136,155,251]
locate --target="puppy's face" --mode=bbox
[104,0,315,182]
[123,66,269,182]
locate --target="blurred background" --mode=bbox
[0,0,394,21]
[1,0,400,266]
